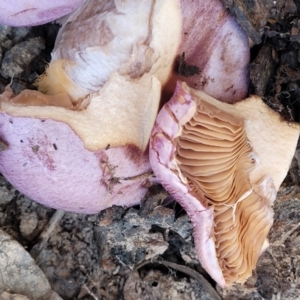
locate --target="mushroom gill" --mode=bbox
[175,97,275,284]
[149,81,300,286]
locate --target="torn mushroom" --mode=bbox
[0,0,181,213]
[36,0,249,103]
[149,81,300,286]
[164,0,250,103]
[0,0,250,213]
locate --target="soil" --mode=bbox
[0,1,300,299]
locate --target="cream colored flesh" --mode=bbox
[0,0,181,152]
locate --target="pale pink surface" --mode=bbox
[0,113,152,213]
[149,83,225,286]
[173,0,250,103]
[0,0,83,26]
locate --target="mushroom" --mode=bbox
[0,0,250,213]
[164,0,250,103]
[149,81,300,286]
[0,0,84,27]
[0,0,182,212]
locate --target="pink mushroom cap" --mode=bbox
[0,0,84,27]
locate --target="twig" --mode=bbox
[30,210,65,259]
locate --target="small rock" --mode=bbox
[19,212,38,238]
[12,27,30,44]
[0,25,12,44]
[0,37,45,79]
[1,39,12,50]
[0,176,15,206]
[10,81,27,95]
[0,230,59,300]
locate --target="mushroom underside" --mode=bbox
[176,95,275,284]
[149,81,300,286]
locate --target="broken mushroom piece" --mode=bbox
[36,0,249,103]
[35,0,182,102]
[0,0,181,213]
[149,81,300,286]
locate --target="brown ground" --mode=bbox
[0,0,300,299]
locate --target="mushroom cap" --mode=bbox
[149,81,300,286]
[163,0,250,103]
[0,65,164,214]
[0,0,84,27]
[0,73,161,214]
[0,113,152,213]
